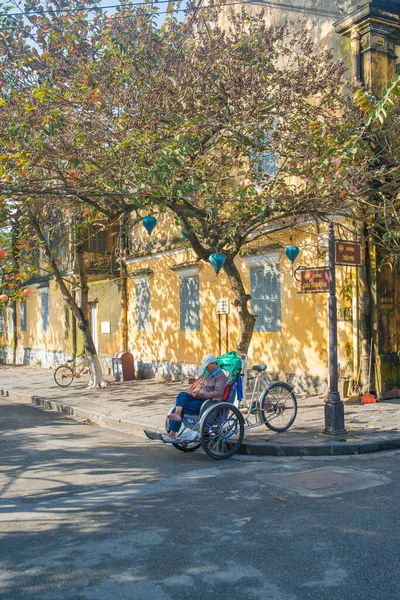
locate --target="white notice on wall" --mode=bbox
[101,321,111,334]
[216,299,230,315]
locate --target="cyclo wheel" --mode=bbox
[54,365,75,387]
[261,382,297,432]
[200,403,244,460]
[165,410,201,453]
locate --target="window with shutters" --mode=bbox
[250,119,279,180]
[250,265,281,332]
[20,302,27,332]
[180,275,200,331]
[90,229,108,253]
[136,280,151,331]
[41,292,49,331]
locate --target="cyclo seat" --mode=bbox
[198,351,245,418]
[251,363,267,372]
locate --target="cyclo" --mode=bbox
[144,351,298,460]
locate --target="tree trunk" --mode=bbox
[11,299,17,364]
[10,221,21,364]
[357,221,372,393]
[28,212,106,388]
[223,257,256,355]
[75,245,106,388]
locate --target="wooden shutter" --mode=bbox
[251,265,281,332]
[180,275,200,331]
[20,302,27,332]
[136,281,151,331]
[41,292,49,331]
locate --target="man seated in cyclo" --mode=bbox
[166,354,228,440]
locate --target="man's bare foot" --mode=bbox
[167,413,182,422]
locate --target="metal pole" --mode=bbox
[324,222,347,436]
[218,313,221,357]
[225,314,229,353]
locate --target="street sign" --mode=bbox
[335,240,361,266]
[300,268,330,293]
[216,298,230,314]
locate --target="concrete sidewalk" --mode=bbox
[1,365,400,456]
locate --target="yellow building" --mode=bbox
[1,0,399,398]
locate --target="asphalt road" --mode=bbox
[1,398,399,600]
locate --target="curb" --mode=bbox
[1,388,154,440]
[3,387,400,457]
[239,436,400,457]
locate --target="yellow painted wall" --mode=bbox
[127,220,356,383]
[18,281,70,358]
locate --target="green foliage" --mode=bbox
[354,74,400,126]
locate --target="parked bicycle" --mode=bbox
[144,352,298,459]
[54,353,90,387]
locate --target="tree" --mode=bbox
[0,194,117,387]
[0,1,367,355]
[355,74,400,264]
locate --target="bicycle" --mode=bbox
[144,352,298,460]
[242,362,297,433]
[54,353,90,387]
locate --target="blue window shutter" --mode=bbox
[41,293,49,331]
[180,275,200,331]
[251,265,281,332]
[250,118,279,179]
[251,267,266,332]
[0,311,4,333]
[20,302,27,332]
[136,281,151,331]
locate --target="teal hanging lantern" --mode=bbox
[142,215,157,235]
[285,245,300,264]
[180,228,188,241]
[209,253,226,275]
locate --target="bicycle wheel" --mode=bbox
[200,403,244,460]
[261,382,297,432]
[165,411,201,453]
[54,365,75,387]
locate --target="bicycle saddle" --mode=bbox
[251,363,267,372]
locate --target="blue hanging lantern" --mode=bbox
[180,228,188,241]
[285,245,300,264]
[209,253,226,275]
[142,215,157,235]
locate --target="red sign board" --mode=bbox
[335,241,361,266]
[300,268,330,293]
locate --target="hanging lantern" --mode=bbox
[21,288,32,296]
[285,245,300,264]
[0,294,9,301]
[0,249,7,259]
[142,216,157,235]
[209,253,226,275]
[180,228,188,241]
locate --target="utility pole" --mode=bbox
[324,222,347,436]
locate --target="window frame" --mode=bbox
[40,290,49,332]
[20,301,27,332]
[250,263,281,333]
[135,279,151,331]
[179,274,200,332]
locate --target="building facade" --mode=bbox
[1,0,399,397]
